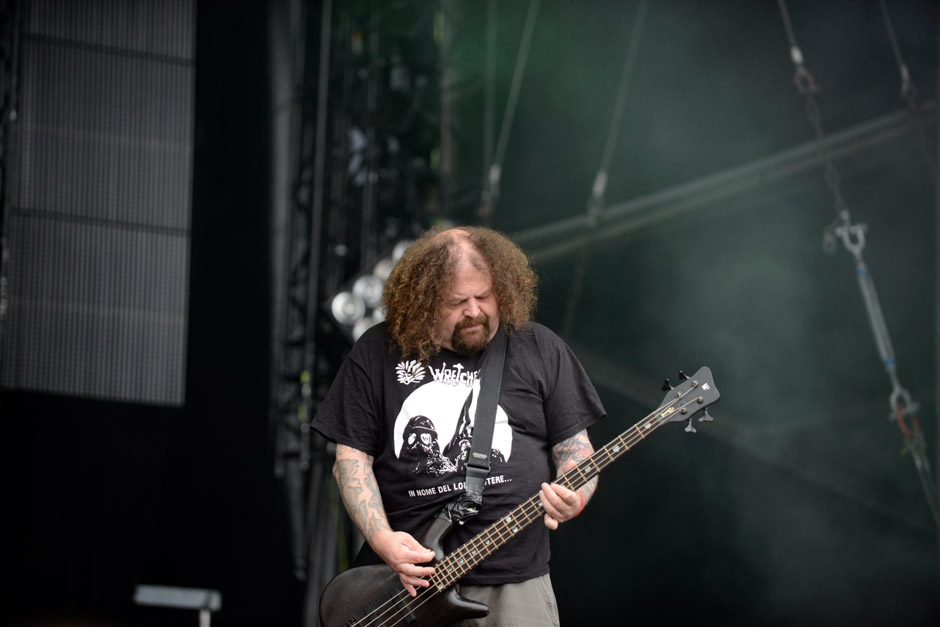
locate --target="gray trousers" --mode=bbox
[454,574,560,626]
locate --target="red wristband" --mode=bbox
[576,491,584,516]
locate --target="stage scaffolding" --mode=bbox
[266,1,443,624]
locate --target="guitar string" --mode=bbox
[347,382,707,626]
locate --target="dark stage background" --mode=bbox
[1,1,939,626]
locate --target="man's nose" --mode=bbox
[464,298,481,318]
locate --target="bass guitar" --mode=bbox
[320,366,720,627]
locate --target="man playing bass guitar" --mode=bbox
[313,225,606,626]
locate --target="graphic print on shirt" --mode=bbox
[395,360,426,385]
[393,361,512,485]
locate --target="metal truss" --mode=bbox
[267,1,443,624]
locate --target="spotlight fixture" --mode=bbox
[330,291,366,326]
[352,274,383,308]
[327,239,412,342]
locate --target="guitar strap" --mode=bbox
[440,323,506,525]
[465,323,506,500]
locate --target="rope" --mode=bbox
[479,0,541,224]
[595,0,649,198]
[562,0,649,339]
[776,0,940,532]
[878,0,937,185]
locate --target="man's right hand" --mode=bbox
[371,529,436,596]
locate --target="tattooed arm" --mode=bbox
[333,443,435,595]
[538,429,598,530]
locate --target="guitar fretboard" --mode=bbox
[428,377,707,590]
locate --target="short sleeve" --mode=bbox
[312,328,387,456]
[539,328,606,445]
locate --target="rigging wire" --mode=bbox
[878,0,937,185]
[776,0,940,531]
[562,0,649,339]
[482,0,498,199]
[478,0,541,225]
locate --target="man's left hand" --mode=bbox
[539,482,581,530]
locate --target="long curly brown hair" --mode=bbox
[382,225,538,361]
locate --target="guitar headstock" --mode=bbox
[657,366,720,433]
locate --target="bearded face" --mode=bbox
[449,314,492,356]
[435,251,499,355]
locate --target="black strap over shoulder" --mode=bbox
[439,324,506,525]
[465,324,506,498]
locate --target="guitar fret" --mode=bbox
[572,465,587,483]
[444,497,545,582]
[435,497,545,587]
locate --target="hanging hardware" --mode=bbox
[777,0,939,531]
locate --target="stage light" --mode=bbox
[330,291,366,326]
[373,257,394,281]
[352,312,385,342]
[392,239,412,261]
[353,274,383,308]
[327,239,412,343]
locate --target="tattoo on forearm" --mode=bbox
[552,430,598,501]
[334,453,391,542]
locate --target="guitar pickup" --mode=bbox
[353,588,416,626]
[392,592,417,624]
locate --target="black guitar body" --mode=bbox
[319,564,487,626]
[319,517,489,627]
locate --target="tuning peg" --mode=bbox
[678,370,688,381]
[684,418,697,433]
[661,379,673,391]
[699,409,714,423]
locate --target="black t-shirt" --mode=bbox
[312,321,606,584]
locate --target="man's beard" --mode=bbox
[450,314,491,356]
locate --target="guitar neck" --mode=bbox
[427,368,717,591]
[429,406,673,590]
